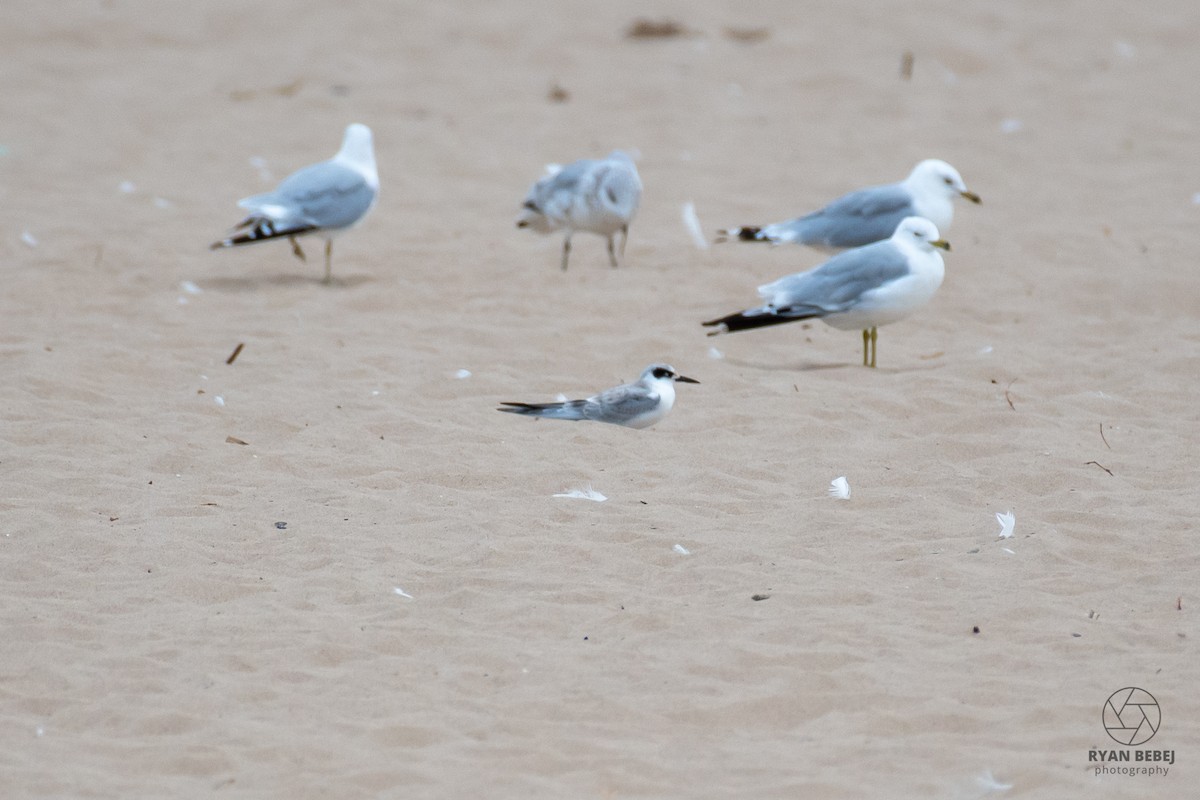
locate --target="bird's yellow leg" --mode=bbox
[862,329,870,366]
[869,327,878,369]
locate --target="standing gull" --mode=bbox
[516,150,642,271]
[719,159,978,250]
[211,123,379,284]
[704,217,949,368]
[498,364,698,429]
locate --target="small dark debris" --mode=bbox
[225,342,245,365]
[972,625,980,634]
[1071,632,1082,638]
[583,635,589,641]
[751,594,770,601]
[1084,460,1114,476]
[547,84,570,103]
[900,51,914,79]
[626,18,688,39]
[226,435,249,446]
[723,27,769,44]
[274,521,288,530]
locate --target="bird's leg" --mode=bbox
[289,236,306,262]
[619,224,629,259]
[560,235,572,271]
[869,327,878,369]
[323,240,333,285]
[606,234,618,268]
[862,329,870,367]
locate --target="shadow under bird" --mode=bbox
[516,150,642,271]
[498,364,698,429]
[210,123,379,284]
[704,217,950,368]
[718,159,978,250]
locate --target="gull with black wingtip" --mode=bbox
[719,158,978,250]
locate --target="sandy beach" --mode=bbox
[1,1,1197,797]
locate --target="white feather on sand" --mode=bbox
[553,486,607,502]
[829,476,851,500]
[681,201,709,250]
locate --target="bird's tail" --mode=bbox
[210,217,318,250]
[702,307,814,336]
[497,400,588,421]
[714,225,770,244]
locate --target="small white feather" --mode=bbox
[179,280,202,295]
[681,201,709,250]
[393,587,413,599]
[829,476,851,500]
[996,510,1015,538]
[975,769,1012,792]
[673,544,690,555]
[707,346,724,360]
[553,486,607,502]
[20,231,37,247]
[118,180,136,194]
[214,395,225,407]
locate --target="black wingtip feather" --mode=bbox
[702,309,814,335]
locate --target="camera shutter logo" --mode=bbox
[1103,688,1160,746]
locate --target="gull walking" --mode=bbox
[704,217,949,367]
[499,364,698,429]
[211,123,379,283]
[719,159,978,250]
[516,150,642,270]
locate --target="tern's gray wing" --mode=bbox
[241,161,375,230]
[583,382,659,425]
[761,240,912,315]
[778,184,915,249]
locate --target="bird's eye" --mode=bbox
[943,177,953,185]
[653,368,672,379]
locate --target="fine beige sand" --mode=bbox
[2,2,1198,797]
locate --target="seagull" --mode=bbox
[516,150,642,271]
[703,217,949,368]
[210,123,379,283]
[498,364,698,429]
[719,159,978,250]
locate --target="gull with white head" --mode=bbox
[211,123,379,283]
[719,159,978,250]
[704,217,950,367]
